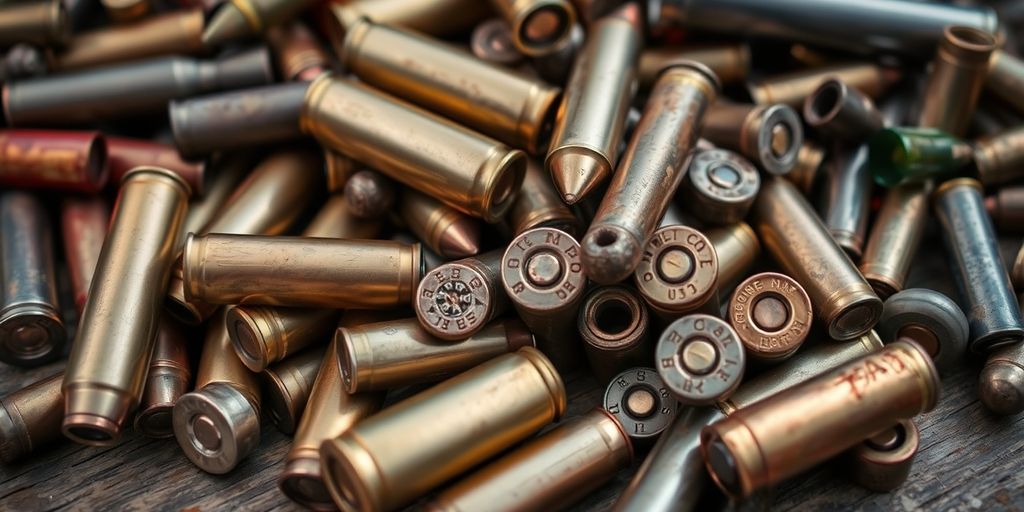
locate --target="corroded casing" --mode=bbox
[917,26,996,136]
[819,143,871,259]
[50,9,205,71]
[702,101,802,175]
[61,196,109,315]
[324,0,490,48]
[747,63,899,108]
[859,183,930,299]
[803,78,884,141]
[263,347,325,435]
[0,130,108,193]
[681,148,760,225]
[579,285,652,383]
[134,319,191,438]
[974,125,1024,187]
[106,137,205,195]
[227,306,338,373]
[415,250,507,341]
[845,419,919,492]
[400,189,481,260]
[202,0,315,45]
[0,373,64,464]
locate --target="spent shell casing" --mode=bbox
[268,22,331,82]
[973,125,1024,187]
[0,129,108,193]
[638,44,750,90]
[134,319,191,439]
[706,222,760,294]
[634,225,720,319]
[0,0,69,48]
[729,272,812,363]
[470,18,524,66]
[681,148,760,226]
[263,347,325,435]
[859,183,931,299]
[987,50,1024,116]
[985,185,1024,234]
[201,0,315,47]
[488,0,577,57]
[226,306,338,373]
[106,137,205,195]
[803,78,884,141]
[0,373,65,464]
[917,26,997,136]
[819,143,871,259]
[324,0,490,50]
[845,419,919,492]
[415,250,507,341]
[702,101,803,175]
[747,63,900,108]
[579,285,652,384]
[784,140,825,195]
[603,367,679,445]
[656,314,745,405]
[978,341,1024,416]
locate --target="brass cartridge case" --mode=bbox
[751,177,882,340]
[169,81,307,158]
[681,148,760,225]
[202,0,315,47]
[226,306,338,373]
[0,0,69,47]
[501,227,585,370]
[134,319,191,438]
[859,183,930,299]
[279,338,383,510]
[49,9,205,71]
[63,167,190,445]
[545,3,641,204]
[579,285,652,383]
[0,373,64,464]
[701,340,940,498]
[603,367,679,445]
[343,169,395,219]
[978,340,1024,416]
[706,222,759,293]
[729,272,812,363]
[0,192,65,367]
[803,78,884,141]
[656,314,745,405]
[634,225,720,319]
[324,149,356,194]
[425,408,631,512]
[400,189,482,260]
[508,159,579,237]
[179,153,252,242]
[638,44,749,90]
[878,288,969,374]
[702,101,803,175]
[488,0,576,57]
[470,18,523,66]
[935,178,1024,353]
[3,48,275,127]
[106,137,205,195]
[302,74,526,223]
[987,50,1024,116]
[61,196,109,315]
[819,143,871,259]
[101,0,149,22]
[173,310,262,474]
[845,419,919,492]
[415,250,507,341]
[338,317,534,392]
[0,129,108,193]
[747,63,899,108]
[986,185,1024,234]
[263,347,324,435]
[185,234,422,310]
[324,0,491,45]
[268,22,330,82]
[342,18,561,155]
[974,125,1024,187]
[319,348,566,512]
[582,63,718,285]
[785,141,825,195]
[528,20,583,85]
[918,26,996,136]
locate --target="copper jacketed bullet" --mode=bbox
[0,130,109,193]
[400,189,481,260]
[706,222,760,293]
[747,63,900,108]
[302,74,527,223]
[0,192,66,367]
[701,340,939,498]
[202,0,316,47]
[263,347,325,435]
[729,272,812,363]
[173,310,262,474]
[507,159,580,237]
[973,125,1024,187]
[656,314,745,405]
[859,183,930,299]
[803,78,884,142]
[416,250,507,341]
[319,348,566,512]
[0,0,69,48]
[634,225,720,320]
[702,101,803,175]
[424,408,631,512]
[845,419,919,492]
[751,177,882,340]
[978,341,1024,416]
[877,289,969,374]
[134,319,191,439]
[918,26,996,137]
[638,44,750,90]
[63,167,190,445]
[603,367,679,445]
[935,178,1024,353]
[268,22,331,82]
[501,227,586,370]
[106,137,205,195]
[226,306,338,373]
[341,18,562,155]
[61,196,109,316]
[545,2,642,204]
[0,373,65,463]
[343,170,395,219]
[470,18,524,66]
[338,317,534,392]
[681,148,760,225]
[582,63,719,285]
[324,0,491,48]
[579,285,652,383]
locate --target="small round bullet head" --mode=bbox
[581,224,643,285]
[656,314,745,405]
[344,170,395,219]
[603,367,679,443]
[173,383,260,474]
[979,342,1024,416]
[877,288,969,373]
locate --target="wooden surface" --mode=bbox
[1,229,1023,511]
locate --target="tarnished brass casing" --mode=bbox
[974,126,1024,187]
[706,222,759,293]
[263,347,325,435]
[268,22,331,82]
[639,44,749,90]
[917,26,996,136]
[134,319,191,439]
[702,101,803,175]
[416,250,508,341]
[747,63,899,108]
[508,159,579,237]
[106,137,205,195]
[0,373,64,463]
[0,129,108,193]
[0,0,69,47]
[488,0,577,57]
[845,419,919,492]
[227,306,338,373]
[634,225,719,319]
[325,0,490,48]
[50,9,205,71]
[579,285,652,383]
[729,272,812,363]
[860,183,930,299]
[61,196,109,315]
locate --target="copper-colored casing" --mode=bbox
[185,234,422,310]
[134,319,191,438]
[269,22,330,82]
[706,222,759,293]
[415,250,508,341]
[701,340,939,498]
[50,9,205,71]
[63,167,190,445]
[639,44,750,90]
[987,50,1024,116]
[0,129,109,193]
[729,272,812,363]
[918,26,996,136]
[634,225,720,319]
[846,419,919,492]
[106,137,205,195]
[488,0,576,58]
[302,74,526,223]
[342,19,561,155]
[319,348,566,512]
[227,306,338,373]
[101,0,150,22]
[0,373,64,463]
[400,189,481,260]
[61,196,109,315]
[263,347,324,435]
[751,177,882,340]
[0,0,69,47]
[508,159,579,237]
[860,183,931,299]
[579,285,652,383]
[425,408,632,512]
[747,63,899,108]
[974,125,1024,187]
[324,0,490,47]
[338,318,534,392]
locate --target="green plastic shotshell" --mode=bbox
[869,127,973,187]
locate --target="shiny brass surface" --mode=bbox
[0,129,109,193]
[263,347,325,435]
[415,250,507,341]
[634,225,719,319]
[227,306,338,373]
[682,148,760,225]
[400,189,481,260]
[729,272,812,363]
[50,9,205,71]
[987,50,1024,116]
[301,74,526,223]
[202,0,314,46]
[859,183,930,300]
[747,63,899,108]
[656,314,745,405]
[639,44,749,90]
[702,101,802,175]
[0,372,64,463]
[978,341,1024,416]
[63,167,190,446]
[579,285,652,383]
[325,0,490,50]
[974,125,1024,187]
[489,0,576,57]
[319,348,566,512]
[306,194,384,241]
[134,319,191,439]
[60,196,108,315]
[179,154,252,244]
[508,159,579,237]
[846,419,919,492]
[706,222,759,293]
[603,367,679,444]
[917,26,996,136]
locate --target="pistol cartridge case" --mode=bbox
[701,340,940,498]
[60,196,109,316]
[973,125,1024,187]
[634,225,720,319]
[682,148,760,225]
[107,137,205,195]
[859,183,930,299]
[134,319,191,438]
[846,419,919,492]
[702,101,803,175]
[706,222,759,293]
[579,285,652,383]
[268,22,331,82]
[748,63,900,108]
[227,306,338,373]
[603,367,679,445]
[63,167,190,445]
[978,340,1024,416]
[819,143,872,259]
[488,0,576,58]
[400,189,481,260]
[729,272,812,363]
[869,127,973,187]
[263,347,324,435]
[656,314,745,405]
[803,78,884,141]
[508,159,579,237]
[877,289,969,373]
[416,250,507,341]
[0,373,65,463]
[918,26,997,137]
[0,129,108,193]
[202,0,315,47]
[302,74,526,223]
[0,0,69,48]
[638,44,749,90]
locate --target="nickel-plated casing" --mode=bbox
[579,285,652,383]
[134,319,191,438]
[0,373,64,464]
[60,196,109,315]
[918,26,997,137]
[106,137,205,195]
[638,44,749,90]
[747,63,899,108]
[508,159,579,236]
[859,183,930,299]
[63,167,190,445]
[702,101,803,175]
[263,347,324,435]
[0,129,108,193]
[415,250,508,341]
[488,0,576,58]
[877,288,969,374]
[0,0,69,47]
[227,306,338,373]
[751,177,882,340]
[706,222,759,293]
[319,348,566,512]
[302,74,526,223]
[974,125,1024,187]
[656,314,745,405]
[818,143,871,259]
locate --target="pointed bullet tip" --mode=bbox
[547,150,610,206]
[439,218,481,259]
[201,4,253,48]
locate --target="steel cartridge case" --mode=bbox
[415,250,507,341]
[751,177,882,340]
[263,347,324,435]
[935,178,1024,353]
[302,74,526,223]
[134,319,191,439]
[508,159,579,237]
[579,285,652,383]
[634,225,720,319]
[639,44,749,90]
[859,183,930,299]
[342,18,561,155]
[747,63,900,108]
[701,340,940,498]
[63,167,190,445]
[819,143,872,259]
[878,289,969,374]
[338,317,534,393]
[845,419,919,492]
[0,0,69,48]
[681,148,760,225]
[400,189,481,260]
[0,192,66,367]
[603,367,679,445]
[974,125,1024,187]
[107,137,205,195]
[582,63,718,285]
[60,196,109,315]
[488,0,576,57]
[3,48,274,127]
[729,272,812,363]
[918,26,997,137]
[0,129,109,193]
[319,348,566,512]
[425,408,631,512]
[545,2,642,204]
[702,101,803,175]
[501,227,586,370]
[707,222,759,293]
[226,306,338,373]
[803,78,884,141]
[202,0,315,46]
[0,373,65,464]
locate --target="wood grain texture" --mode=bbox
[0,230,1022,511]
